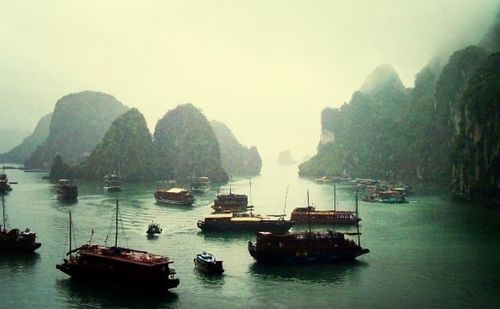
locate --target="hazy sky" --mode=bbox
[0,1,498,161]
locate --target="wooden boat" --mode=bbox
[154,188,194,205]
[104,173,122,192]
[56,201,180,291]
[191,177,211,193]
[57,179,78,200]
[146,222,162,235]
[0,171,12,193]
[248,193,369,264]
[0,196,41,253]
[291,186,360,225]
[248,230,369,263]
[194,251,224,274]
[197,212,293,233]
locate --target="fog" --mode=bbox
[0,1,497,161]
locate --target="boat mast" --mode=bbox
[355,191,360,247]
[69,210,72,256]
[333,183,337,212]
[282,185,289,217]
[307,190,312,235]
[249,178,252,206]
[115,199,119,247]
[2,195,5,232]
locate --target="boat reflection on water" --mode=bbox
[0,253,41,272]
[56,278,179,307]
[248,260,367,285]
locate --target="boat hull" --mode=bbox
[194,258,224,274]
[56,261,180,290]
[248,241,369,264]
[155,197,194,205]
[104,186,122,192]
[197,220,293,233]
[0,242,41,254]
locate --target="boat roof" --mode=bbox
[205,213,234,219]
[163,188,188,193]
[78,245,173,266]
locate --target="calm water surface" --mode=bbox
[1,163,499,308]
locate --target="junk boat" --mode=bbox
[194,251,224,274]
[56,201,180,291]
[0,196,41,253]
[248,193,369,263]
[57,179,78,200]
[212,182,253,212]
[0,170,12,193]
[191,177,211,193]
[291,186,360,225]
[146,222,162,235]
[154,188,194,205]
[197,212,293,233]
[104,173,123,192]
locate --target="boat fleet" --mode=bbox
[0,169,374,293]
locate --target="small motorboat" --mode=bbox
[194,251,224,274]
[146,222,162,235]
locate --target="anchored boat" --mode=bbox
[194,251,224,274]
[56,200,180,291]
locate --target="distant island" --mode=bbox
[0,112,52,164]
[277,150,296,165]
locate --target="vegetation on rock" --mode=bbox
[49,155,74,179]
[76,108,155,181]
[24,91,128,169]
[153,104,228,183]
[210,120,262,176]
[451,52,500,204]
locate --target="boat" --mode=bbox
[56,201,180,291]
[315,176,332,184]
[194,251,224,274]
[191,177,211,193]
[0,196,41,253]
[197,212,293,233]
[154,187,195,205]
[0,170,12,193]
[146,222,162,235]
[212,192,250,212]
[104,173,123,192]
[57,179,78,200]
[291,186,360,225]
[248,193,369,263]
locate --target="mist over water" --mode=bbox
[0,1,498,159]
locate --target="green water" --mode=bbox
[1,164,499,308]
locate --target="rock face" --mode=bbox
[24,91,128,169]
[451,52,500,204]
[0,112,52,163]
[300,27,500,205]
[153,104,228,183]
[210,120,262,176]
[49,155,74,180]
[76,108,155,181]
[300,64,408,179]
[277,150,296,165]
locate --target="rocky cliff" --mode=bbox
[24,91,128,169]
[153,104,228,183]
[210,120,262,176]
[76,108,155,181]
[451,52,500,204]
